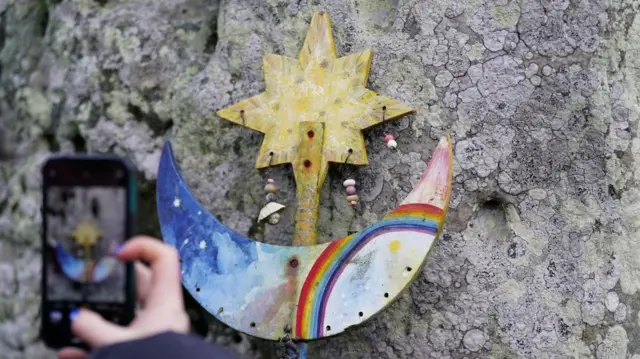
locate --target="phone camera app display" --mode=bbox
[44,187,126,302]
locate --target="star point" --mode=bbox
[298,12,337,68]
[217,11,414,169]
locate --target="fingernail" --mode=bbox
[69,308,79,322]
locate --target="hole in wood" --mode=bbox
[358,311,364,317]
[196,287,200,292]
[384,292,389,298]
[250,322,256,328]
[289,258,299,268]
[269,151,274,156]
[304,160,312,168]
[406,267,413,272]
[382,106,387,111]
[307,130,314,139]
[348,148,353,153]
[326,325,331,331]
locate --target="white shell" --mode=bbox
[258,202,285,222]
[343,179,356,187]
[387,140,398,149]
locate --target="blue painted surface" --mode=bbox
[156,142,317,339]
[55,243,84,280]
[297,342,309,359]
[54,243,117,282]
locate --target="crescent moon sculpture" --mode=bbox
[156,135,452,340]
[54,243,118,283]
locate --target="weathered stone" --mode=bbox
[467,64,483,84]
[530,75,542,86]
[435,70,454,88]
[462,329,485,352]
[596,326,628,359]
[526,62,539,77]
[477,55,525,96]
[1,0,639,358]
[605,291,619,312]
[483,30,508,52]
[614,303,627,322]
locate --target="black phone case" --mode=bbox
[40,153,137,350]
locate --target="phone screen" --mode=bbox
[41,157,135,348]
[44,186,127,301]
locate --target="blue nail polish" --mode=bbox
[112,244,124,255]
[69,308,79,322]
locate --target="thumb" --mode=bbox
[71,308,130,347]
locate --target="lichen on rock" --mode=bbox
[2,0,640,358]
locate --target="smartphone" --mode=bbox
[40,154,137,349]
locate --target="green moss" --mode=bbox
[105,91,132,125]
[102,27,141,64]
[17,88,51,128]
[489,2,521,29]
[187,22,213,51]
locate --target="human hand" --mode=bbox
[58,236,190,359]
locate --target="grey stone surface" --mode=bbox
[1,0,640,358]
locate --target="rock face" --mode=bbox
[1,0,639,358]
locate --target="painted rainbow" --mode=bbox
[295,203,445,338]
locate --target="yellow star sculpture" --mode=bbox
[217,11,414,246]
[217,11,413,170]
[71,219,102,248]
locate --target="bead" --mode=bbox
[264,183,277,193]
[266,193,276,202]
[346,194,359,202]
[384,134,395,143]
[387,140,397,149]
[267,213,281,225]
[345,186,357,195]
[267,178,275,184]
[343,179,356,187]
[350,201,357,205]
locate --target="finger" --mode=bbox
[58,347,88,359]
[116,236,182,308]
[71,308,130,347]
[135,262,152,303]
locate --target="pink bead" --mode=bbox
[384,134,395,143]
[346,186,357,195]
